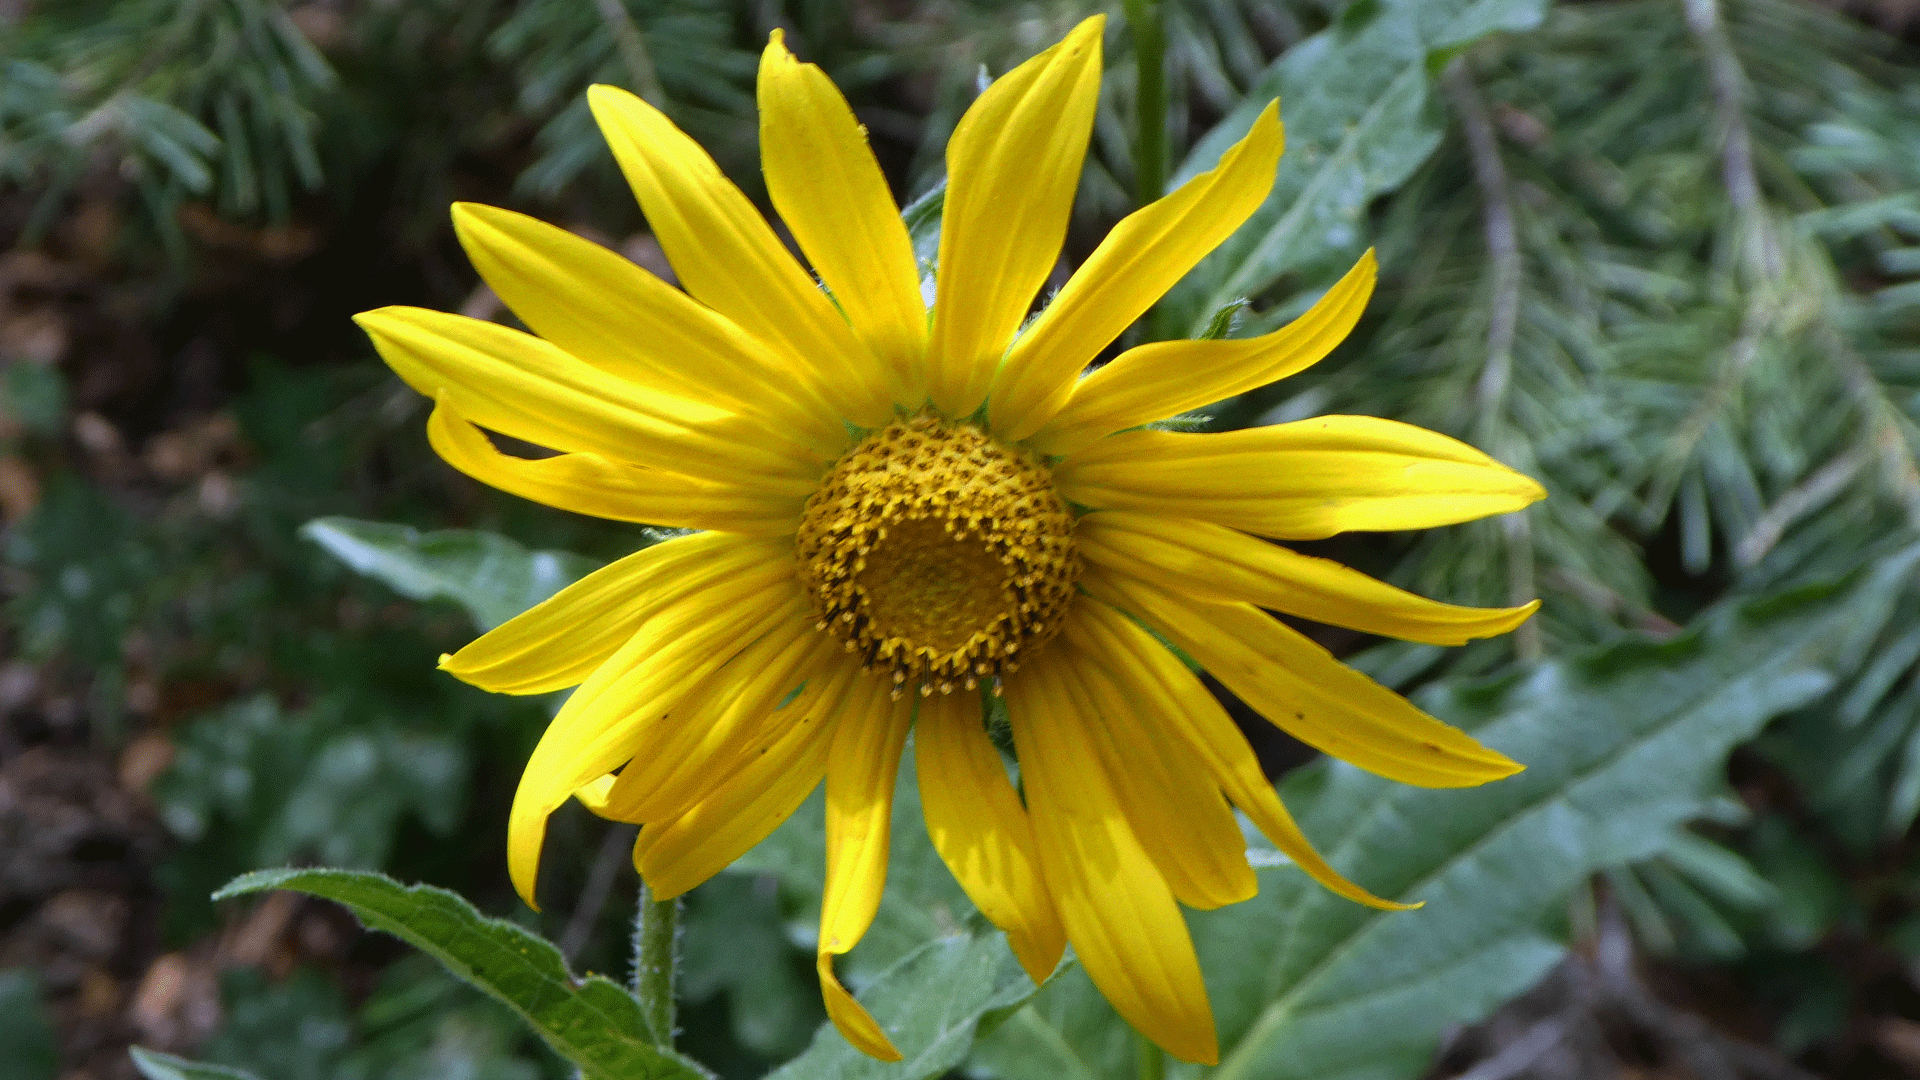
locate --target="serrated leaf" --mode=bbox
[972,569,1876,1080]
[1155,0,1549,338]
[128,1048,263,1080]
[300,517,605,630]
[213,868,710,1080]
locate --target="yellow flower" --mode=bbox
[355,15,1544,1066]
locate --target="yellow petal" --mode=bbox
[1054,649,1256,910]
[426,397,802,536]
[507,577,807,908]
[440,533,789,694]
[991,102,1284,441]
[915,689,1065,984]
[818,676,912,1062]
[1056,416,1547,539]
[586,84,893,427]
[355,306,817,491]
[1084,567,1523,789]
[821,676,912,953]
[450,202,846,450]
[1006,659,1218,1065]
[758,32,925,397]
[591,622,836,825]
[632,656,858,898]
[1065,600,1413,911]
[1079,511,1538,645]
[924,16,1104,417]
[1030,251,1377,456]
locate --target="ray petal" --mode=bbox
[356,306,819,491]
[591,623,838,825]
[507,576,808,908]
[1055,649,1255,910]
[630,656,859,898]
[1078,510,1538,645]
[923,16,1104,417]
[1029,251,1377,456]
[1065,600,1413,910]
[991,102,1283,441]
[1084,567,1523,789]
[427,398,802,536]
[586,84,893,427]
[439,533,791,694]
[916,689,1065,983]
[1055,416,1546,539]
[450,202,846,450]
[758,32,925,396]
[816,676,913,1062]
[1006,659,1219,1065]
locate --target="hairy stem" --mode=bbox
[631,884,680,1048]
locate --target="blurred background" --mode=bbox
[3,0,1920,1078]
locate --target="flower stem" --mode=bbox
[1122,0,1167,206]
[630,884,679,1048]
[1134,1029,1166,1080]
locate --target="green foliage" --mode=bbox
[677,874,821,1061]
[215,869,712,1080]
[969,564,1879,1079]
[725,749,1043,1078]
[1,0,334,245]
[765,931,1032,1080]
[1151,0,1550,339]
[156,693,466,881]
[132,958,556,1080]
[0,971,58,1080]
[486,0,756,200]
[301,517,605,632]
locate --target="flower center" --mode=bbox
[796,413,1081,695]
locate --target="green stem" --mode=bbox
[630,884,679,1048]
[1134,1029,1166,1080]
[1123,0,1167,206]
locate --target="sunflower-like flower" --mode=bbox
[355,15,1543,1065]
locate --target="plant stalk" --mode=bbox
[631,884,679,1048]
[1123,0,1167,206]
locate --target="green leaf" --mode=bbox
[972,570,1879,1080]
[0,971,58,1080]
[767,926,1034,1080]
[727,747,1047,1076]
[300,516,606,631]
[1156,0,1550,338]
[213,868,711,1080]
[733,747,978,980]
[128,1048,263,1080]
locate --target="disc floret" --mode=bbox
[797,413,1081,695]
